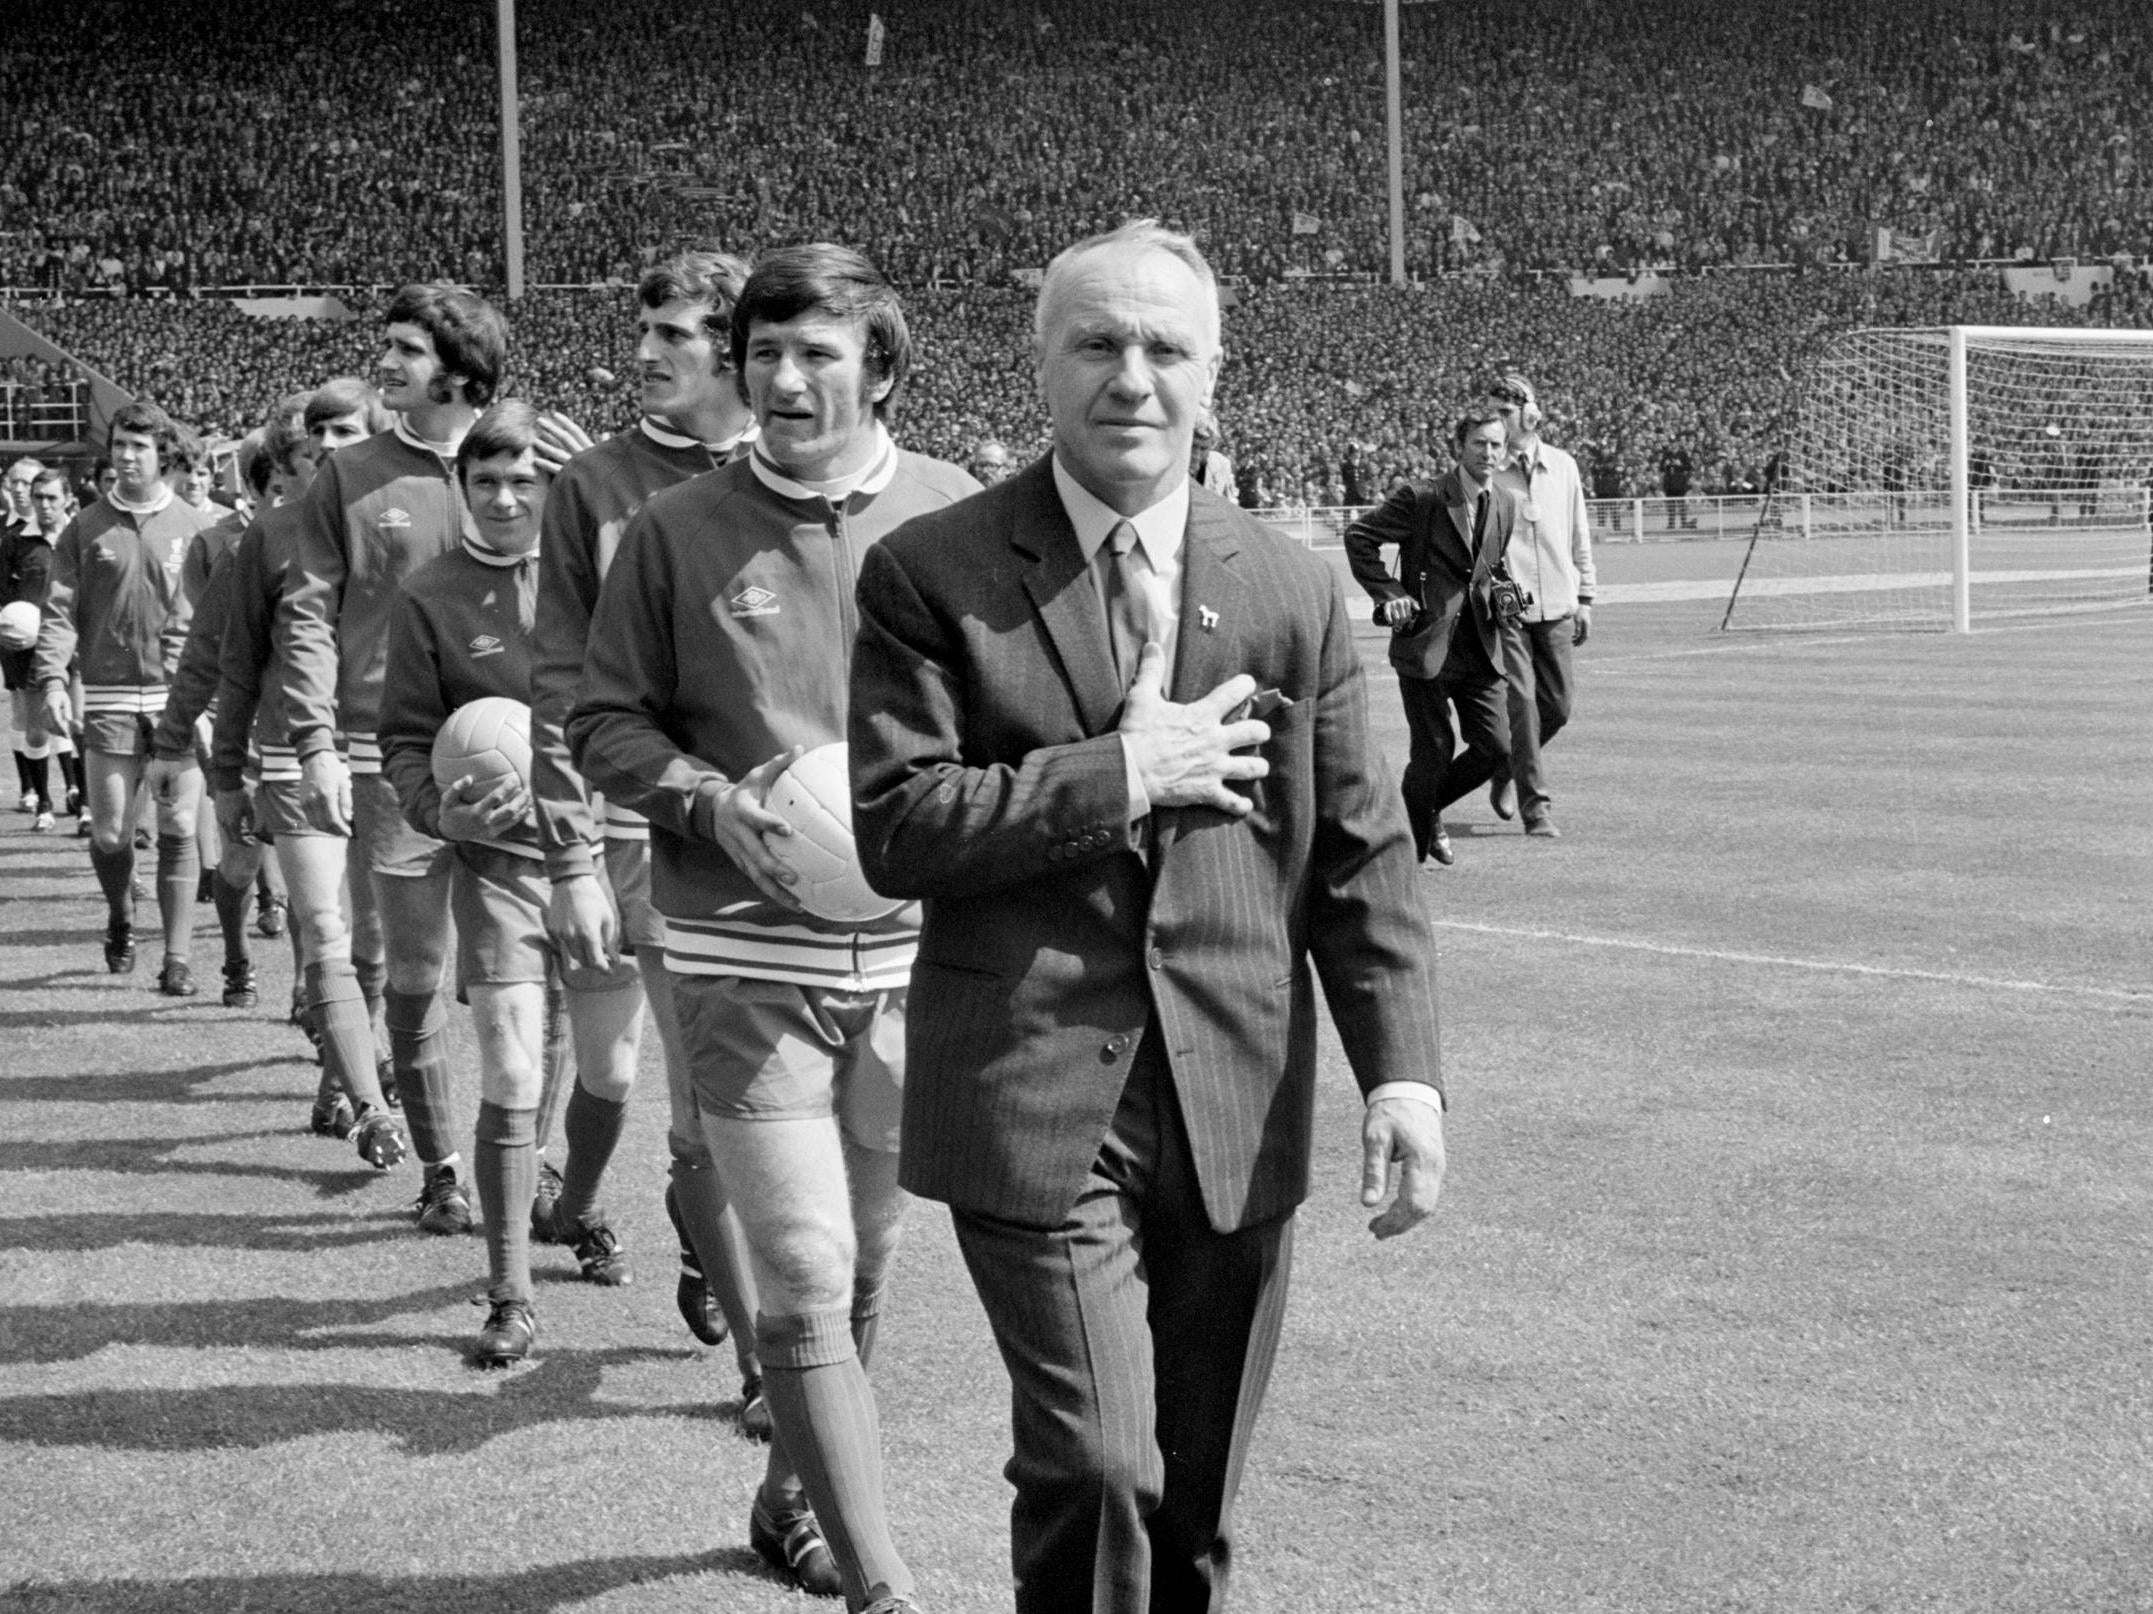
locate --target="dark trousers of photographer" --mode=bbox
[1495,615,1576,822]
[1399,628,1511,837]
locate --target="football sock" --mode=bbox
[12,752,29,800]
[155,832,199,961]
[755,1308,910,1608]
[211,869,253,969]
[24,752,50,807]
[384,987,455,1164]
[306,959,389,1110]
[88,843,136,928]
[555,1081,627,1228]
[56,747,83,799]
[671,1154,762,1377]
[474,1101,537,1304]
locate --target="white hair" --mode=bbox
[1034,219,1222,355]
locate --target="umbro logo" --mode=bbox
[470,634,504,658]
[729,586,779,618]
[377,508,413,530]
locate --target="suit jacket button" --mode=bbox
[1104,1033,1130,1059]
[1147,948,1164,971]
[1046,844,1062,862]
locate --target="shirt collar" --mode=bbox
[393,416,464,463]
[1052,457,1189,569]
[1458,470,1490,504]
[639,415,759,455]
[461,533,537,567]
[107,484,175,517]
[748,423,897,505]
[1510,443,1538,478]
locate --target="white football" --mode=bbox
[763,741,904,924]
[431,696,533,798]
[0,599,39,652]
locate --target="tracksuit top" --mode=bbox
[278,420,464,773]
[532,416,753,880]
[568,440,979,990]
[151,510,249,760]
[33,488,212,717]
[210,501,309,794]
[379,536,542,858]
[1,524,54,691]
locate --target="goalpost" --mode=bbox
[1722,325,2153,632]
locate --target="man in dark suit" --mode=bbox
[1343,407,1516,865]
[850,221,1447,1614]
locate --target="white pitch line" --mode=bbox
[1432,919,2153,1004]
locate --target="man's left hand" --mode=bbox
[1360,1094,1446,1239]
[1572,604,1592,646]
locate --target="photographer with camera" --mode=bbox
[1345,405,1519,866]
[1486,373,1594,840]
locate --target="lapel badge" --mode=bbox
[1198,606,1219,631]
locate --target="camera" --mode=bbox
[1489,571,1534,624]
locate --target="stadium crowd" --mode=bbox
[7,0,2153,505]
[3,0,2151,295]
[22,266,2151,506]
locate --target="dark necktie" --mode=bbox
[1101,520,1149,685]
[1472,490,1489,548]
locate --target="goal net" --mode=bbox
[1722,325,2153,631]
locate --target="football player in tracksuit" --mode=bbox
[276,285,511,1227]
[3,466,60,830]
[379,399,639,1365]
[214,379,406,1163]
[149,409,304,1011]
[570,244,979,1614]
[33,401,214,992]
[530,249,769,1422]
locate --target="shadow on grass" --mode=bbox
[0,1058,308,1105]
[0,1343,730,1457]
[0,1549,779,1613]
[0,1135,393,1199]
[0,1281,473,1364]
[0,1205,412,1258]
[0,927,113,951]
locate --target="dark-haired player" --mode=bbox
[3,461,60,829]
[217,380,406,1161]
[531,249,767,1414]
[149,404,308,1008]
[571,243,977,1614]
[382,400,646,1363]
[34,401,214,989]
[277,285,512,1226]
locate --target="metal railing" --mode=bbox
[0,381,88,442]
[1258,489,2153,550]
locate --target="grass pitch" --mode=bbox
[3,587,2149,1613]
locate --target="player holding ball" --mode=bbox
[378,400,643,1366]
[569,245,976,1613]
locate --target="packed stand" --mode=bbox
[3,0,2152,295]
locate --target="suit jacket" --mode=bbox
[850,457,1443,1234]
[1343,468,1513,680]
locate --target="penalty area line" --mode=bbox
[1433,919,2152,1005]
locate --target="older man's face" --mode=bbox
[2,465,36,521]
[1037,245,1220,515]
[970,443,1013,484]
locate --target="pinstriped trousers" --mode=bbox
[951,1031,1295,1614]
